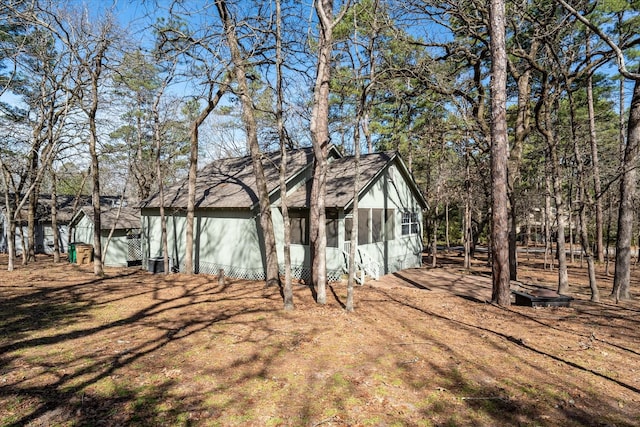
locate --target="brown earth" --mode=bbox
[0,249,639,426]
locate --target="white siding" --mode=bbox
[354,163,423,273]
[72,215,133,267]
[142,209,265,277]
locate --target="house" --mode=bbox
[69,206,142,267]
[140,147,427,282]
[0,194,123,256]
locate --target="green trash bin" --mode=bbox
[68,242,79,263]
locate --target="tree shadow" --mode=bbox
[0,263,283,426]
[377,286,640,400]
[328,283,346,309]
[366,286,639,426]
[391,271,432,290]
[0,270,139,343]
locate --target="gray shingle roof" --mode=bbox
[285,151,396,208]
[142,148,315,209]
[141,148,425,211]
[76,206,141,230]
[0,194,124,223]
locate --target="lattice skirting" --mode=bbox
[177,260,266,281]
[127,238,142,262]
[279,265,343,283]
[174,259,343,283]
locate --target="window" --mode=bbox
[346,208,396,244]
[326,210,339,248]
[372,209,383,243]
[402,211,419,236]
[345,216,352,242]
[385,209,395,240]
[290,210,309,245]
[358,209,369,245]
[345,210,370,245]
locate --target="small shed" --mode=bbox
[69,206,142,267]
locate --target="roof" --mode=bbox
[142,147,315,209]
[285,151,428,210]
[0,194,125,223]
[141,147,427,211]
[71,206,141,230]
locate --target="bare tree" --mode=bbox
[0,167,17,270]
[157,5,231,274]
[309,0,348,304]
[275,0,294,309]
[184,85,227,274]
[215,0,280,286]
[63,12,116,277]
[556,0,640,300]
[151,63,176,276]
[489,0,510,305]
[566,87,599,301]
[585,35,605,264]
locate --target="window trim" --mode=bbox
[401,210,420,237]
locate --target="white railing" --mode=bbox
[342,241,380,283]
[359,249,380,280]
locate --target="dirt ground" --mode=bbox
[0,249,639,426]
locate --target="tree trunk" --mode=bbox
[1,169,16,271]
[612,73,640,301]
[586,37,604,263]
[568,184,574,264]
[185,119,198,274]
[550,143,569,294]
[544,172,553,270]
[605,192,612,276]
[89,116,103,277]
[536,77,567,290]
[309,0,336,304]
[216,0,280,286]
[184,84,228,274]
[347,113,361,313]
[431,204,438,268]
[507,64,533,282]
[51,168,60,263]
[569,90,599,301]
[463,145,472,270]
[88,66,104,277]
[152,77,170,275]
[489,0,510,305]
[276,0,293,310]
[445,202,450,253]
[74,30,112,278]
[7,219,16,271]
[618,13,626,164]
[157,142,169,275]
[508,193,517,280]
[27,187,37,263]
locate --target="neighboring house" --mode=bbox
[69,206,142,267]
[140,147,427,282]
[0,195,123,256]
[516,206,577,245]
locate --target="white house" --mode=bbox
[140,147,427,282]
[0,194,125,256]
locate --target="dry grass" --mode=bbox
[0,251,639,426]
